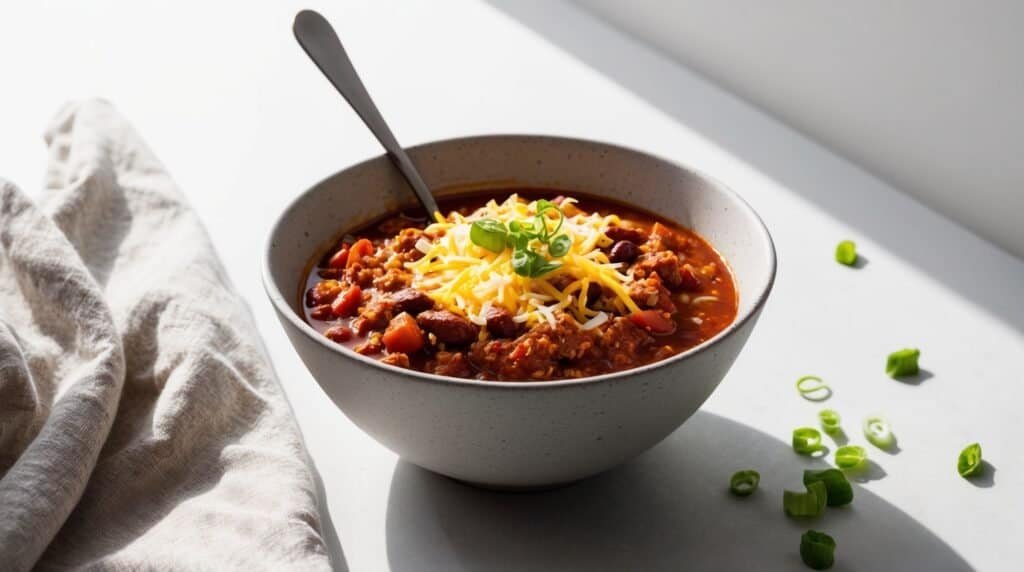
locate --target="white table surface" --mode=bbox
[2,1,1021,570]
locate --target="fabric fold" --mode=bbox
[0,100,329,571]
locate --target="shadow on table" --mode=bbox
[481,0,1024,335]
[384,411,971,571]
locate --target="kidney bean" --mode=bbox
[324,325,353,343]
[417,310,479,345]
[609,240,639,263]
[485,307,518,338]
[389,288,435,315]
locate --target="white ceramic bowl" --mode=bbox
[263,135,775,489]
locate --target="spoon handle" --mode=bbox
[293,9,441,220]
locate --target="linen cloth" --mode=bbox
[0,100,330,571]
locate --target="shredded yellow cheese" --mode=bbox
[405,195,638,327]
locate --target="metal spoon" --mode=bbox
[293,9,441,221]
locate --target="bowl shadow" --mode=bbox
[384,411,971,571]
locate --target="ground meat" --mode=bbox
[629,274,676,312]
[392,227,426,261]
[417,310,479,345]
[609,240,639,263]
[429,351,472,378]
[306,280,343,307]
[598,317,653,368]
[390,288,435,315]
[604,225,648,244]
[471,314,598,380]
[645,222,684,253]
[679,263,701,291]
[353,298,394,336]
[354,333,383,355]
[485,307,518,338]
[632,250,683,288]
[381,352,411,368]
[345,263,380,288]
[373,268,412,292]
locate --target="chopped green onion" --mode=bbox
[796,375,832,401]
[784,480,828,518]
[800,530,836,570]
[835,240,857,266]
[886,348,920,378]
[863,416,895,450]
[834,445,867,471]
[803,469,853,507]
[818,409,842,435]
[792,427,825,456]
[957,443,983,478]
[548,233,572,257]
[729,470,760,497]
[469,219,508,253]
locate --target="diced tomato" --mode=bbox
[330,285,362,318]
[327,246,350,269]
[346,239,374,270]
[382,312,424,354]
[629,309,677,335]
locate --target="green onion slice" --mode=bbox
[803,469,853,507]
[470,219,508,254]
[818,409,842,435]
[835,240,857,266]
[957,443,983,478]
[792,427,825,456]
[800,530,836,570]
[886,348,920,378]
[729,470,760,497]
[796,375,832,402]
[834,445,867,471]
[784,480,828,518]
[548,233,572,257]
[863,416,895,450]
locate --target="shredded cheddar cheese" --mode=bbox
[405,195,639,327]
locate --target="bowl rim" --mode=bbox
[262,134,776,390]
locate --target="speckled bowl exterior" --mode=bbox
[263,135,776,488]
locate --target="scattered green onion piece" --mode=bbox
[796,375,832,402]
[792,427,825,456]
[835,240,857,266]
[800,530,836,570]
[957,443,983,478]
[863,416,895,450]
[469,219,508,254]
[729,470,760,497]
[784,480,828,518]
[818,409,842,435]
[803,469,853,507]
[886,348,920,378]
[834,445,867,471]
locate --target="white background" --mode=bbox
[576,0,1024,260]
[1,1,1021,570]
